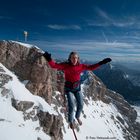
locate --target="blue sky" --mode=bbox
[0,0,140,64]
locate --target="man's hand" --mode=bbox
[98,58,112,65]
[43,51,52,61]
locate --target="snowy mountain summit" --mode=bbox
[0,40,140,140]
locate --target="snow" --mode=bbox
[123,74,129,79]
[110,64,114,69]
[0,62,132,140]
[0,63,56,114]
[62,100,125,140]
[11,40,44,52]
[61,85,127,140]
[0,96,50,140]
[0,63,58,140]
[11,40,33,48]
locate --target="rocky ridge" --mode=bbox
[0,40,140,140]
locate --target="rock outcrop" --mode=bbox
[0,40,57,104]
[83,71,140,140]
[0,40,63,140]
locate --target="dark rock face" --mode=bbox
[11,99,34,112]
[37,110,63,140]
[0,41,63,140]
[0,73,12,87]
[0,40,57,104]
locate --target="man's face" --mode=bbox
[70,54,79,65]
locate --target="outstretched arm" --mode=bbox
[82,58,112,71]
[43,51,66,70]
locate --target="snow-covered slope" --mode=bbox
[0,63,56,140]
[63,100,126,140]
[0,62,127,140]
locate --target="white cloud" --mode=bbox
[94,7,112,22]
[47,24,81,30]
[88,7,140,29]
[32,36,140,63]
[88,18,135,28]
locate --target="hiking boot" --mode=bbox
[76,118,82,125]
[69,122,75,129]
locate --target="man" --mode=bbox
[43,51,111,129]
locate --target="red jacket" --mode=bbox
[48,60,100,83]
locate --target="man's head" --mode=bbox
[68,51,80,65]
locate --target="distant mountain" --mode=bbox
[92,63,140,104]
[119,65,140,87]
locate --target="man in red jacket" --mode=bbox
[43,51,111,129]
